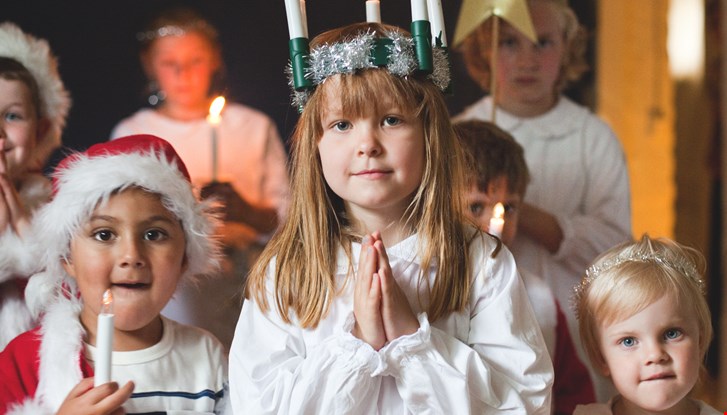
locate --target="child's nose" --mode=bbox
[357,128,382,157]
[119,238,146,268]
[644,342,669,364]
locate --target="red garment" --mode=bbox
[0,327,92,415]
[552,303,596,415]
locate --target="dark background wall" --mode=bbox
[4,0,593,166]
[4,0,477,159]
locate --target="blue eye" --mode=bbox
[4,112,23,122]
[333,121,351,132]
[383,116,401,127]
[620,337,637,348]
[93,230,114,242]
[664,329,682,340]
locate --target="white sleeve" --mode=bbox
[553,122,632,276]
[229,292,383,414]
[379,244,553,414]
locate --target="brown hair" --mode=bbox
[246,23,471,328]
[453,120,529,197]
[458,0,588,93]
[0,57,41,119]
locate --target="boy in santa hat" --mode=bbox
[0,21,71,349]
[0,135,229,415]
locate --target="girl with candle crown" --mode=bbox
[0,22,71,350]
[0,135,230,415]
[228,19,553,414]
[573,235,720,414]
[110,5,290,352]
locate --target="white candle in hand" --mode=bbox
[95,289,114,387]
[207,96,226,183]
[366,0,381,23]
[489,202,505,239]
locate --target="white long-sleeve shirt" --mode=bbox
[455,96,631,402]
[229,231,553,414]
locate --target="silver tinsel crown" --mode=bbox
[572,250,705,316]
[287,30,451,109]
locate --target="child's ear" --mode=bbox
[180,254,189,274]
[35,118,50,143]
[595,353,611,377]
[61,256,77,278]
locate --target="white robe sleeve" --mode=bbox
[552,119,632,276]
[229,290,384,414]
[379,242,553,414]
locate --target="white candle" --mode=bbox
[426,0,447,46]
[95,289,114,387]
[300,0,309,38]
[411,0,428,22]
[366,0,381,23]
[207,96,226,182]
[284,0,306,39]
[489,202,505,238]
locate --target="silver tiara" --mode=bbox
[136,21,217,43]
[287,30,451,109]
[573,251,705,316]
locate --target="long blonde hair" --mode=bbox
[246,23,471,328]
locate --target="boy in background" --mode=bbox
[454,120,595,414]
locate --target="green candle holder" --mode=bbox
[289,37,313,91]
[410,20,433,74]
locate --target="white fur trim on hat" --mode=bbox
[25,142,221,316]
[0,22,71,166]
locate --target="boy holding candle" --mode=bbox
[454,119,595,414]
[0,135,230,414]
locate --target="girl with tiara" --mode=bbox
[574,235,721,414]
[228,7,553,414]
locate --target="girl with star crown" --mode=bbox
[228,20,553,414]
[573,234,721,414]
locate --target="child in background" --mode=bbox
[0,135,229,414]
[0,22,70,349]
[229,22,553,414]
[455,0,631,400]
[454,119,595,414]
[110,6,290,351]
[573,235,721,414]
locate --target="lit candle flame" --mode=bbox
[493,202,505,220]
[207,96,226,125]
[101,288,113,315]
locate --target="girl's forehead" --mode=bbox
[318,76,410,118]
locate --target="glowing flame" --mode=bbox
[207,96,226,125]
[493,202,505,220]
[101,288,114,315]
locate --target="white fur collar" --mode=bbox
[8,298,84,414]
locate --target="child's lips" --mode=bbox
[112,282,150,290]
[643,372,675,381]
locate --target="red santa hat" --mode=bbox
[25,134,221,317]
